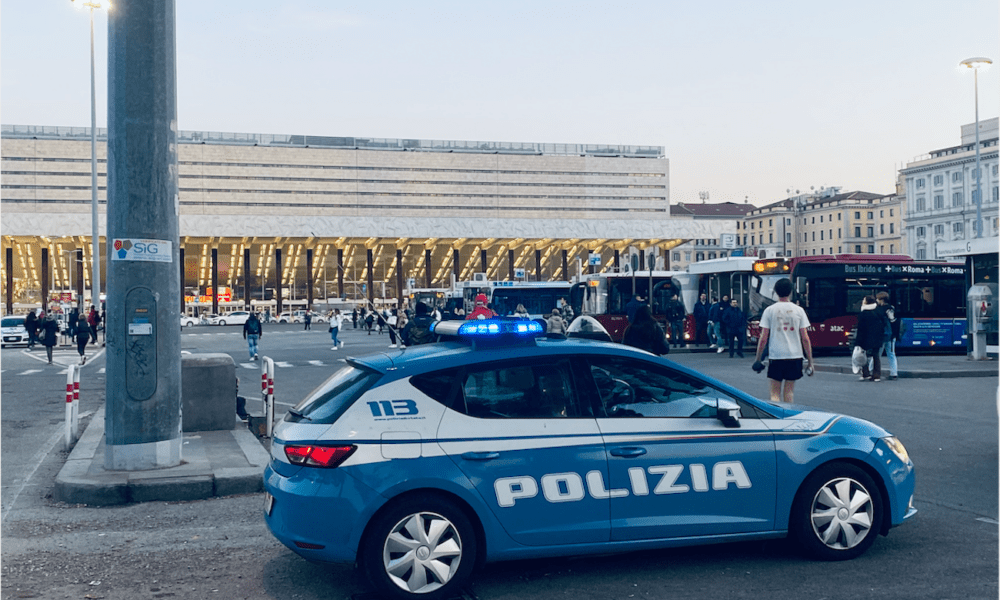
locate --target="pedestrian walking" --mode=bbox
[352,307,359,329]
[303,311,312,330]
[68,307,79,341]
[693,293,710,346]
[40,313,59,365]
[753,278,814,403]
[875,291,900,380]
[559,297,574,323]
[546,308,567,335]
[387,309,400,348]
[25,310,38,349]
[365,310,374,334]
[376,310,386,334]
[87,305,100,344]
[707,295,721,349]
[716,294,730,353]
[75,315,91,365]
[666,293,686,348]
[329,309,344,350]
[243,311,263,360]
[855,295,885,382]
[721,298,747,358]
[402,302,436,346]
[622,305,670,356]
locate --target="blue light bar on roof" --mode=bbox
[431,318,544,339]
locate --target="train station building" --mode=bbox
[1,125,733,313]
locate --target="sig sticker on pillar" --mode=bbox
[111,239,172,263]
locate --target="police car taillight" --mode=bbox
[284,444,357,468]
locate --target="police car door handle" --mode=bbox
[461,451,501,461]
[610,447,647,458]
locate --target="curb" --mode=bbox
[812,364,997,378]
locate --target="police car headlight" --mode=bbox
[883,436,910,464]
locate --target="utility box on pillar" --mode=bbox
[968,284,996,360]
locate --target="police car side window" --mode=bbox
[410,368,463,411]
[587,357,737,419]
[459,359,581,419]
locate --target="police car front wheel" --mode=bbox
[792,463,884,561]
[362,496,478,600]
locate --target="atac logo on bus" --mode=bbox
[111,238,173,263]
[494,461,752,507]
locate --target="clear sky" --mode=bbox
[2,0,998,207]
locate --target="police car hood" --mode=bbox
[761,403,892,438]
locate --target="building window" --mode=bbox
[993,165,998,176]
[838,246,842,253]
[934,194,944,209]
[890,244,894,253]
[855,245,862,253]
[708,252,716,259]
[880,224,884,234]
[880,210,884,218]
[829,247,833,254]
[867,211,873,219]
[786,232,791,243]
[953,191,963,207]
[854,226,861,237]
[890,223,894,234]
[685,252,691,261]
[867,245,875,253]
[750,222,754,230]
[811,232,815,241]
[803,233,807,242]
[672,252,680,262]
[786,218,791,225]
[811,217,815,224]
[854,211,861,219]
[916,197,926,211]
[973,168,981,179]
[953,172,963,182]
[696,252,705,261]
[867,226,874,237]
[880,245,884,253]
[934,224,944,236]
[751,235,756,245]
[917,226,925,237]
[820,231,824,240]
[803,218,807,225]
[720,252,728,258]
[993,187,999,203]
[768,218,772,226]
[812,249,817,255]
[889,209,893,217]
[916,178,925,188]
[838,213,841,221]
[953,222,963,235]
[769,233,773,243]
[916,247,926,259]
[820,215,824,223]
[933,175,943,186]
[837,229,841,238]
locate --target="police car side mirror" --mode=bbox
[717,399,741,428]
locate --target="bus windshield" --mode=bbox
[491,287,568,318]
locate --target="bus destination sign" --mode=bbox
[843,264,965,276]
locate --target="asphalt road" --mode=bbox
[1,323,997,600]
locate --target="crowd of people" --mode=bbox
[22,304,104,365]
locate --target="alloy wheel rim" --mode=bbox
[383,511,462,594]
[810,477,873,550]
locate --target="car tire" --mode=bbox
[185,321,193,328]
[791,462,883,561]
[362,495,477,600]
[219,320,226,326]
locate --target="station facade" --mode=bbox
[1,125,731,313]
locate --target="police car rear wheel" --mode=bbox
[363,496,477,599]
[792,463,883,561]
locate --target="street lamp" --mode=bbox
[72,0,110,310]
[959,57,992,239]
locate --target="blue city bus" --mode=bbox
[750,255,968,350]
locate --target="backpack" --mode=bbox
[407,323,434,346]
[246,319,261,335]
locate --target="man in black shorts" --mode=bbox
[753,278,814,403]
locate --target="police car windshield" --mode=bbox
[288,365,380,424]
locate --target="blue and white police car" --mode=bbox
[263,319,916,600]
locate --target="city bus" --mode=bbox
[685,256,758,316]
[750,255,968,350]
[569,270,692,342]
[458,280,574,320]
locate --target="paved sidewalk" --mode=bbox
[54,406,270,506]
[673,346,998,378]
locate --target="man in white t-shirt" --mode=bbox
[754,278,813,403]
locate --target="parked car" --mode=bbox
[213,311,252,326]
[294,311,328,324]
[263,318,916,599]
[1,315,29,348]
[180,315,199,328]
[201,313,220,325]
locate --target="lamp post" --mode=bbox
[959,57,992,239]
[72,0,109,309]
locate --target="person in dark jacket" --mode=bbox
[25,310,39,349]
[625,294,645,324]
[75,315,91,365]
[402,302,436,346]
[716,294,730,353]
[87,306,100,344]
[875,291,899,380]
[721,298,747,358]
[243,312,263,360]
[707,296,721,349]
[622,305,670,356]
[855,295,885,381]
[666,294,686,348]
[693,293,710,346]
[39,313,59,364]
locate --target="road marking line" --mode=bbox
[308,360,325,366]
[21,369,42,375]
[274,361,293,368]
[98,368,106,374]
[240,363,258,369]
[976,517,999,525]
[1,422,65,526]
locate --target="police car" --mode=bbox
[263,319,915,600]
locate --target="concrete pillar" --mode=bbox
[211,248,219,315]
[562,249,569,282]
[396,248,404,309]
[480,249,488,275]
[366,248,374,306]
[243,248,250,310]
[639,251,645,272]
[614,249,620,271]
[179,247,185,312]
[41,248,49,311]
[425,249,432,288]
[76,249,85,310]
[337,248,344,299]
[306,248,313,311]
[275,248,283,316]
[453,249,460,283]
[535,249,542,281]
[5,247,12,314]
[105,0,182,470]
[509,249,515,280]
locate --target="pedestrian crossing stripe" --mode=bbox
[240,363,258,369]
[308,360,325,366]
[274,361,293,368]
[21,369,42,375]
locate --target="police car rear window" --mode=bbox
[286,365,379,424]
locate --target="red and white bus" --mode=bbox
[569,270,692,342]
[749,254,968,350]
